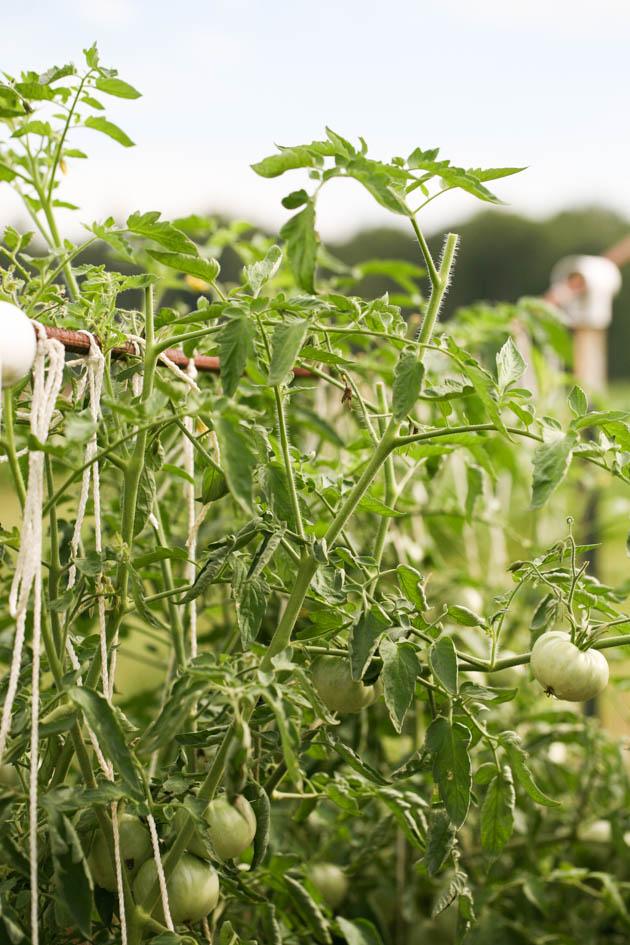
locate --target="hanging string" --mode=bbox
[147,813,174,931]
[60,335,129,943]
[183,359,200,658]
[0,328,65,945]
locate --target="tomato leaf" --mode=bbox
[392,349,424,420]
[381,639,418,733]
[496,337,525,391]
[396,564,428,612]
[84,115,134,147]
[233,559,269,648]
[94,77,141,99]
[430,637,459,693]
[267,318,309,386]
[480,766,515,856]
[500,731,561,808]
[47,809,93,937]
[425,717,472,827]
[568,384,588,417]
[245,244,282,296]
[280,201,318,293]
[217,315,255,397]
[531,434,576,509]
[425,808,457,876]
[349,606,389,680]
[337,916,386,945]
[148,250,220,284]
[68,687,145,801]
[126,210,196,254]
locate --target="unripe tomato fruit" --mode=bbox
[0,764,19,788]
[530,631,609,701]
[133,853,219,924]
[311,656,378,715]
[309,862,348,909]
[0,301,37,388]
[205,795,257,861]
[578,819,611,844]
[88,814,151,891]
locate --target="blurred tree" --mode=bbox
[333,207,630,378]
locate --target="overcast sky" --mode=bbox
[2,0,629,240]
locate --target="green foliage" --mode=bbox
[1,44,630,945]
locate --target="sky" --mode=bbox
[1,0,629,240]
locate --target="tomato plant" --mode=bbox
[1,43,630,945]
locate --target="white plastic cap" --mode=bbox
[0,301,37,387]
[550,255,622,329]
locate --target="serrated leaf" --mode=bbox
[215,412,257,511]
[94,77,141,99]
[430,637,458,693]
[358,494,405,518]
[68,688,145,801]
[496,337,525,391]
[84,115,134,147]
[245,244,282,295]
[480,766,515,856]
[447,605,484,627]
[381,639,418,733]
[126,210,195,254]
[251,141,335,178]
[568,384,588,417]
[426,717,472,827]
[280,202,318,293]
[217,316,255,397]
[531,434,575,509]
[267,318,309,385]
[392,349,424,420]
[337,917,385,945]
[396,564,428,611]
[349,607,389,680]
[465,464,483,522]
[47,809,93,937]
[500,732,560,808]
[425,809,457,876]
[148,250,220,284]
[232,558,269,648]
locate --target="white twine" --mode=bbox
[0,328,65,945]
[125,341,174,930]
[110,805,128,945]
[147,813,174,931]
[61,335,129,943]
[183,360,199,658]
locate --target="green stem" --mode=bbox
[2,389,26,507]
[150,506,187,667]
[408,215,439,288]
[417,232,459,350]
[370,384,395,594]
[274,386,305,540]
[46,74,89,203]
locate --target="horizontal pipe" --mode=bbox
[42,325,312,377]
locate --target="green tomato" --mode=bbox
[309,863,348,910]
[0,764,20,789]
[578,819,612,844]
[205,795,257,861]
[312,656,377,715]
[88,814,151,892]
[530,631,609,702]
[133,853,219,924]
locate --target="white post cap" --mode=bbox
[550,255,622,329]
